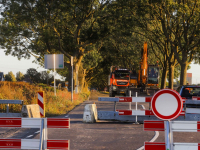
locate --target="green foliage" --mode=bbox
[16,71,24,81]
[82,48,103,70]
[0,0,115,91]
[1,0,200,90]
[25,68,54,84]
[26,68,40,83]
[5,71,16,81]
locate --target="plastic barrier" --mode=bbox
[0,118,70,150]
[38,91,45,117]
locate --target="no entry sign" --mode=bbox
[151,89,183,120]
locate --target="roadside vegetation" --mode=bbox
[0,81,89,117]
[1,1,200,92]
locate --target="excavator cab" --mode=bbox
[147,65,159,85]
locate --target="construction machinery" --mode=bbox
[108,42,159,97]
[129,42,159,95]
[108,66,130,97]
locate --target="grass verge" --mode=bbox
[0,81,89,117]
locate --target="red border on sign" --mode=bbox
[151,89,183,120]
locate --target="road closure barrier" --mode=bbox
[143,89,200,150]
[144,120,200,150]
[83,104,98,123]
[38,91,45,117]
[0,100,23,117]
[98,88,200,122]
[98,93,185,122]
[0,118,70,150]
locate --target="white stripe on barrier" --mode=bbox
[171,121,198,132]
[132,110,145,116]
[174,143,199,150]
[21,139,40,149]
[186,108,200,114]
[22,118,41,128]
[133,97,148,102]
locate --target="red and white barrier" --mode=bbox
[47,140,69,149]
[144,120,200,132]
[145,142,200,150]
[118,110,154,116]
[144,142,165,150]
[38,91,45,117]
[0,118,70,128]
[0,118,70,150]
[0,139,69,150]
[117,108,185,116]
[118,97,152,102]
[192,96,200,100]
[144,120,200,150]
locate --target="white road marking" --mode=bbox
[26,135,33,138]
[35,130,40,134]
[141,104,145,110]
[136,104,159,150]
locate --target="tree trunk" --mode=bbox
[81,69,86,92]
[168,64,174,89]
[180,62,188,86]
[161,64,168,89]
[67,64,75,91]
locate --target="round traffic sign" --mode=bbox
[151,89,183,120]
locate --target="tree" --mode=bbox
[0,0,114,92]
[116,0,200,88]
[137,0,200,86]
[5,71,16,81]
[25,68,39,83]
[39,71,53,84]
[16,71,24,81]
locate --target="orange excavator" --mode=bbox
[130,42,159,95]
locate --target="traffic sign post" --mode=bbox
[45,54,64,96]
[147,89,183,150]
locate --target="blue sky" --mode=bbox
[0,49,200,84]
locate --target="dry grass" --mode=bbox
[0,81,89,117]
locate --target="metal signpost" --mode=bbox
[44,54,64,96]
[71,56,73,102]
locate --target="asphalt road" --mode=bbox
[42,91,200,149]
[45,91,156,150]
[1,91,200,150]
